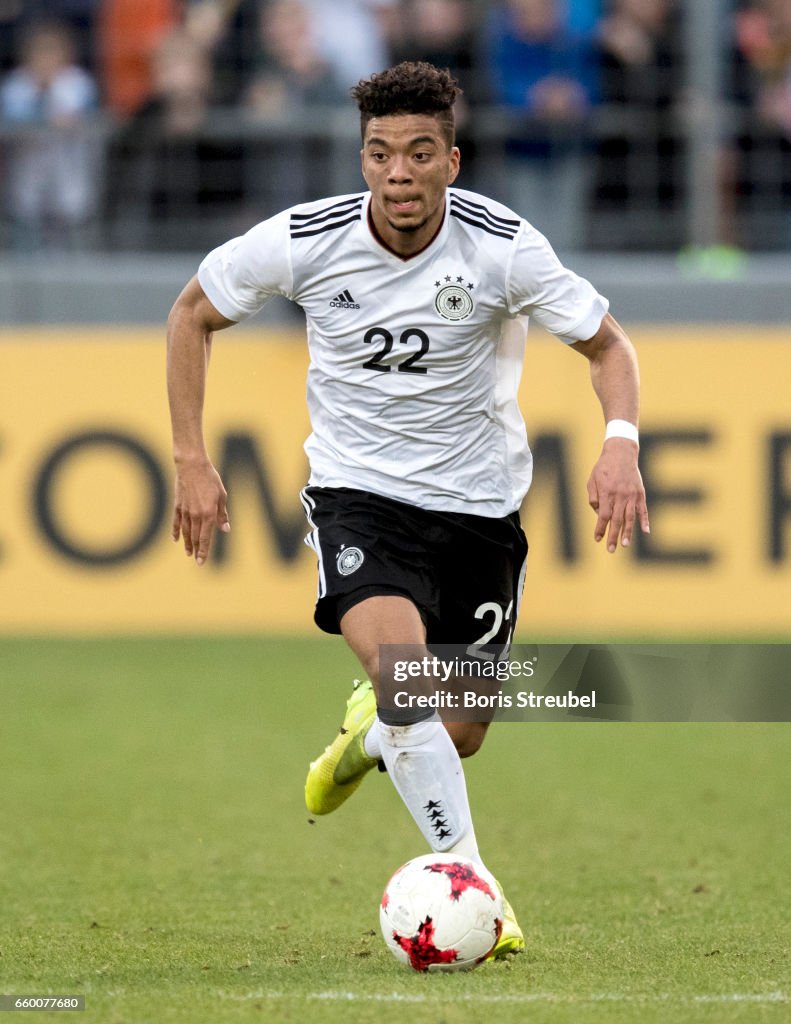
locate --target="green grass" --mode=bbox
[1,637,789,1023]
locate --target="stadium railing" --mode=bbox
[0,104,788,255]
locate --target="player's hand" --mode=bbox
[171,458,230,566]
[587,438,649,553]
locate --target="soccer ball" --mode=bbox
[379,853,504,972]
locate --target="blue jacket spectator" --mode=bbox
[484,0,598,249]
[487,0,598,156]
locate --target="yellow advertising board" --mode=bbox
[1,325,789,635]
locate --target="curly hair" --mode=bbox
[352,61,462,148]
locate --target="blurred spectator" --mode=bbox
[566,0,601,35]
[0,19,100,250]
[301,0,400,87]
[184,0,237,49]
[392,0,482,102]
[184,0,259,103]
[97,0,180,118]
[0,1,26,74]
[105,29,246,249]
[734,0,791,135]
[390,0,484,187]
[486,0,598,250]
[592,0,683,247]
[245,0,347,114]
[184,0,398,101]
[34,1,102,71]
[729,0,791,247]
[597,0,680,108]
[242,0,358,210]
[1,1,101,75]
[138,28,213,134]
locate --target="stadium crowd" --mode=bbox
[0,0,789,252]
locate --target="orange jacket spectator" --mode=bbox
[98,0,181,117]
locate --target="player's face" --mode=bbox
[361,113,460,257]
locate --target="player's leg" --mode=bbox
[304,594,424,817]
[304,594,488,814]
[339,594,482,862]
[338,596,489,758]
[337,593,424,686]
[430,508,529,958]
[444,720,489,758]
[338,592,490,760]
[342,593,523,959]
[303,486,486,815]
[300,488,523,958]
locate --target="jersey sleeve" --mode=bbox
[197,210,293,322]
[505,222,609,343]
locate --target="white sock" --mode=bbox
[446,830,483,863]
[363,717,382,759]
[377,716,481,860]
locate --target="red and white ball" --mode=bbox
[379,853,503,972]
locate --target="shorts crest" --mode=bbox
[337,545,365,576]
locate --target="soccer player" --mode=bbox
[167,61,649,959]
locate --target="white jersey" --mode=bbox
[198,187,608,518]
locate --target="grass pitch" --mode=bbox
[1,636,789,1023]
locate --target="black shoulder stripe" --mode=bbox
[450,196,521,230]
[290,201,363,233]
[290,195,365,223]
[290,212,362,238]
[449,208,518,240]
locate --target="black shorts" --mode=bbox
[300,486,528,647]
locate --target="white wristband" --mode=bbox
[605,419,639,444]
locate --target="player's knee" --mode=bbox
[448,722,488,758]
[355,647,381,688]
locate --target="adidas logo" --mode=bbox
[329,288,360,310]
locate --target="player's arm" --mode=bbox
[571,312,650,553]
[167,275,237,565]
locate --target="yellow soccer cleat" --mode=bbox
[488,887,525,960]
[305,679,378,815]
